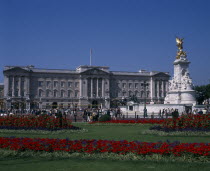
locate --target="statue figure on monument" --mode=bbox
[176,37,184,50]
[176,37,187,59]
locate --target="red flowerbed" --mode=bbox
[90,119,165,124]
[162,114,210,129]
[0,115,73,130]
[0,137,210,156]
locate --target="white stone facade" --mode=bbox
[3,65,170,110]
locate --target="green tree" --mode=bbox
[194,84,210,104]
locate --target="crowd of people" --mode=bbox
[83,108,122,122]
[0,106,209,120]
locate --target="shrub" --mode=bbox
[98,114,111,122]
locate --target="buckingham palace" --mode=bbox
[3,65,170,110]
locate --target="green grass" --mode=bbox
[0,123,210,170]
[0,123,209,143]
[1,157,210,171]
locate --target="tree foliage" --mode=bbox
[194,84,210,104]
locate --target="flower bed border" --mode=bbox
[150,125,210,132]
[0,149,209,163]
[0,125,81,131]
[1,137,210,158]
[142,130,210,136]
[0,128,87,135]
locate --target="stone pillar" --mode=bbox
[83,78,87,98]
[107,79,110,98]
[18,77,21,97]
[161,80,164,97]
[91,78,93,98]
[57,78,60,97]
[150,77,153,102]
[80,78,83,97]
[156,80,159,98]
[12,76,15,97]
[25,77,30,97]
[96,78,99,97]
[102,79,104,97]
[4,75,9,97]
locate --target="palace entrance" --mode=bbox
[52,102,58,109]
[92,100,98,108]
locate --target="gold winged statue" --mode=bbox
[176,37,187,59]
[176,37,184,50]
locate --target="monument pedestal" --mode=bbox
[164,51,196,105]
[164,90,196,105]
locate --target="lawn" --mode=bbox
[0,123,210,171]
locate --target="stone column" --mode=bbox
[156,80,159,98]
[106,79,110,98]
[150,77,155,103]
[4,75,9,97]
[102,79,104,97]
[12,76,15,97]
[162,80,164,97]
[79,78,83,97]
[25,77,30,97]
[18,77,21,97]
[83,78,87,98]
[91,78,93,98]
[96,78,99,97]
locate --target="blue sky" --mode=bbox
[0,0,210,85]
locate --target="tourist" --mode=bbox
[159,110,162,118]
[162,109,165,118]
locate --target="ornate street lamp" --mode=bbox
[141,81,149,118]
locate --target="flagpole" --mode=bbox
[90,48,92,66]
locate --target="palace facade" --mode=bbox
[3,65,170,109]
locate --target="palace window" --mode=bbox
[75,82,79,88]
[147,91,150,98]
[61,81,65,87]
[53,90,58,97]
[54,81,58,87]
[38,89,43,97]
[135,83,138,89]
[68,90,72,97]
[38,81,43,87]
[135,91,139,96]
[46,90,51,97]
[68,82,72,87]
[61,90,65,98]
[122,91,126,96]
[129,83,132,89]
[46,81,51,87]
[122,83,126,88]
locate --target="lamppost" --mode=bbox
[141,81,148,118]
[39,97,42,111]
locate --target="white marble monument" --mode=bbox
[164,37,196,105]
